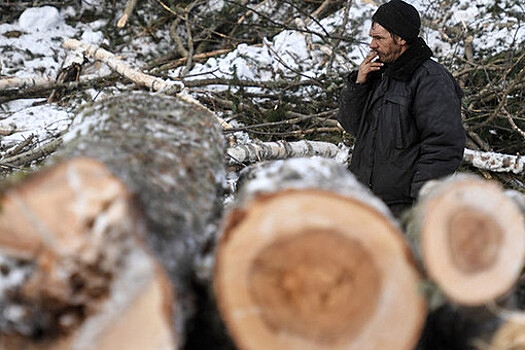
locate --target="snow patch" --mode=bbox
[19,6,62,31]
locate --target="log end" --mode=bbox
[421,177,525,305]
[0,158,177,349]
[216,190,426,350]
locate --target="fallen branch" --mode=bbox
[226,140,345,165]
[0,137,62,169]
[2,134,35,158]
[463,148,524,174]
[227,141,524,175]
[0,76,118,104]
[117,0,140,28]
[152,48,233,71]
[62,39,232,129]
[62,39,179,92]
[0,76,54,92]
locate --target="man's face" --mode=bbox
[369,22,406,63]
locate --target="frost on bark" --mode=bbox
[0,92,226,348]
[215,158,426,350]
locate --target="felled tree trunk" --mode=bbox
[409,175,525,350]
[0,158,176,349]
[0,92,226,349]
[215,158,427,350]
[409,174,525,306]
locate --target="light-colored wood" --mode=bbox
[463,148,525,175]
[226,140,344,165]
[0,76,54,91]
[0,158,176,349]
[0,92,226,347]
[418,175,525,306]
[216,158,425,350]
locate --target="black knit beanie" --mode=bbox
[372,0,420,43]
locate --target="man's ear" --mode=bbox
[394,35,407,47]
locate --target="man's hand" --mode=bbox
[356,51,383,84]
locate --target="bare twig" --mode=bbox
[2,134,35,158]
[0,137,63,168]
[170,17,189,58]
[326,0,353,72]
[152,48,233,71]
[117,0,140,28]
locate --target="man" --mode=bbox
[337,0,465,217]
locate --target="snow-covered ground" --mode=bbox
[0,0,523,157]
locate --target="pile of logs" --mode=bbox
[0,92,524,350]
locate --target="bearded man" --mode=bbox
[337,0,466,217]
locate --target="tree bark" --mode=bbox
[409,174,525,307]
[0,92,226,348]
[215,157,427,350]
[226,140,344,165]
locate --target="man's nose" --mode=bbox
[370,40,378,49]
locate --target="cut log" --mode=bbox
[0,158,176,349]
[0,92,226,348]
[412,174,525,306]
[215,158,426,350]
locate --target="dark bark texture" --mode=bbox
[57,91,226,346]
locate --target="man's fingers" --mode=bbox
[364,51,377,63]
[368,62,383,68]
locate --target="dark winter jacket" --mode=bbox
[337,38,465,207]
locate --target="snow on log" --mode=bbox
[0,158,176,349]
[215,158,426,350]
[463,148,524,174]
[226,140,347,165]
[0,92,226,347]
[412,174,525,306]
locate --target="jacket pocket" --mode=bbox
[385,94,412,149]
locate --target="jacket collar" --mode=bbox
[382,37,433,81]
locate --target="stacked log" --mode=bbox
[0,92,226,348]
[410,175,525,349]
[0,88,524,349]
[412,175,525,306]
[215,158,427,350]
[0,158,176,349]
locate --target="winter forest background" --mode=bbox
[0,0,524,188]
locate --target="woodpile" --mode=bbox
[0,92,226,348]
[411,175,525,306]
[0,92,524,349]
